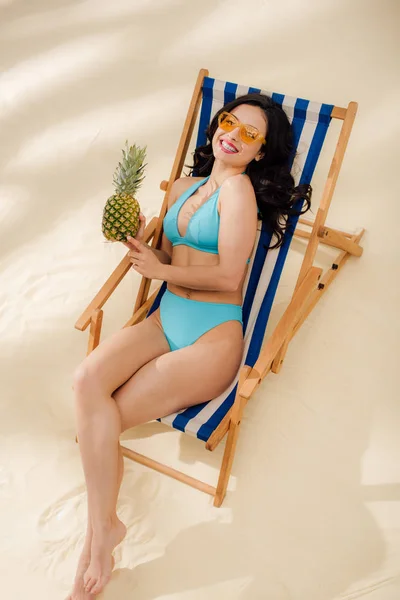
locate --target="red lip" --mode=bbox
[220,138,238,152]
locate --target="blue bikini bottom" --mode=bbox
[159,288,243,352]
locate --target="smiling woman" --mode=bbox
[69,92,314,598]
[142,92,314,353]
[188,93,312,250]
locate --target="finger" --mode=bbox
[127,236,139,246]
[123,238,136,250]
[128,237,144,252]
[126,235,138,245]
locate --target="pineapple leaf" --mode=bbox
[112,141,147,196]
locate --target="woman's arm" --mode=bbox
[144,243,171,264]
[159,263,229,291]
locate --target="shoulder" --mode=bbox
[168,176,202,208]
[218,173,256,213]
[221,172,254,193]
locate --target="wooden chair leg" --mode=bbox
[213,388,247,507]
[272,228,364,374]
[214,418,241,507]
[213,367,250,507]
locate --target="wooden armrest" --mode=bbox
[239,266,322,399]
[74,217,158,332]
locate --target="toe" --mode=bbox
[91,577,106,596]
[84,578,94,593]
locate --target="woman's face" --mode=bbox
[212,104,267,167]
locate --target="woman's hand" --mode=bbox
[124,237,164,280]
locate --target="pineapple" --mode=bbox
[102,140,147,242]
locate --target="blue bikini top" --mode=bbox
[163,172,252,264]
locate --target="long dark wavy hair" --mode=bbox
[184,93,312,250]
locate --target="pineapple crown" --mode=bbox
[113,140,147,196]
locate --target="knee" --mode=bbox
[72,362,98,396]
[72,366,102,417]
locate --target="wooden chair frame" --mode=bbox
[74,68,364,508]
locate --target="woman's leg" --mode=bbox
[69,311,171,597]
[66,445,124,600]
[72,377,126,596]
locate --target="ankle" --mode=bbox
[92,514,120,534]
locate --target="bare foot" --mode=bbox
[83,518,126,595]
[66,556,115,599]
[64,528,92,599]
[65,529,115,600]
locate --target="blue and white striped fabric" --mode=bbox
[147,76,334,443]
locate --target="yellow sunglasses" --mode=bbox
[217,111,266,145]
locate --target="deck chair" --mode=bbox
[75,68,364,508]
